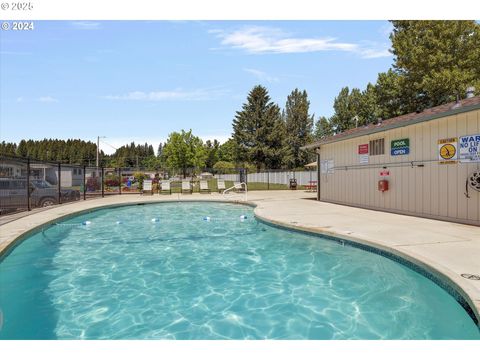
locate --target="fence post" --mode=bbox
[58,162,62,204]
[317,152,321,201]
[267,170,270,190]
[118,167,122,195]
[101,167,105,198]
[83,165,86,200]
[27,158,31,211]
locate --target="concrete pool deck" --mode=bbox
[0,190,479,324]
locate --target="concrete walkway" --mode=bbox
[0,190,479,323]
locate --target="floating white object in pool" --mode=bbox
[151,218,160,223]
[82,221,92,226]
[240,215,247,220]
[116,221,122,225]
[203,216,211,222]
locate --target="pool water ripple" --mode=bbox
[0,202,479,339]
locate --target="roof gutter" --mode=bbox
[301,102,480,150]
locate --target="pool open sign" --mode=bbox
[391,138,409,156]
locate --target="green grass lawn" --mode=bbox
[73,180,308,195]
[157,180,305,193]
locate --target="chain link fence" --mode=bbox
[1,155,317,217]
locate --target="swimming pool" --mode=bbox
[0,202,478,339]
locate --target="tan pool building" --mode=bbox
[303,95,480,226]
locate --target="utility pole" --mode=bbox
[96,136,100,167]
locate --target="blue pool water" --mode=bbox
[0,202,478,339]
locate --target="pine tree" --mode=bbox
[283,89,314,168]
[314,116,334,139]
[390,20,480,111]
[232,85,286,170]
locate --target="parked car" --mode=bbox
[0,178,80,213]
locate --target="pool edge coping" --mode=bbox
[0,197,479,331]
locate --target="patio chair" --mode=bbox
[160,180,171,194]
[142,179,153,195]
[217,179,226,193]
[182,180,192,194]
[200,180,211,193]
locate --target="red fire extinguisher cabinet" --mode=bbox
[378,179,389,192]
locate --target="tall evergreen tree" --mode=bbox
[329,87,361,133]
[314,116,334,139]
[390,20,480,111]
[232,85,286,170]
[157,143,163,158]
[282,89,314,168]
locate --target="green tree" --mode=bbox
[162,130,206,178]
[313,116,334,139]
[156,143,163,158]
[358,83,379,125]
[232,85,286,170]
[390,20,480,111]
[141,155,162,170]
[374,69,407,119]
[213,161,236,173]
[0,141,17,156]
[329,87,364,132]
[217,138,236,163]
[282,89,314,168]
[204,139,220,169]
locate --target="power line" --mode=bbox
[99,139,118,151]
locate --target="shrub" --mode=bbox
[133,172,148,190]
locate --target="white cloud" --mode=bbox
[211,26,391,59]
[243,68,279,83]
[103,88,229,102]
[71,22,101,30]
[16,97,24,103]
[38,96,59,103]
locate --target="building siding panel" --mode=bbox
[318,109,479,226]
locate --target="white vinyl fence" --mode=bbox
[215,171,316,186]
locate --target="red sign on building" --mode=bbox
[358,144,369,154]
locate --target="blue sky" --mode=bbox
[0,21,394,154]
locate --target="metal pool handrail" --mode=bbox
[222,182,248,201]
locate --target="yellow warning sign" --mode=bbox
[438,137,458,164]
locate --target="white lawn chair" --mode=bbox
[142,179,153,195]
[182,180,192,194]
[217,179,226,193]
[200,180,210,193]
[160,180,171,194]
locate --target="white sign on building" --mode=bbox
[459,134,480,163]
[320,159,334,174]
